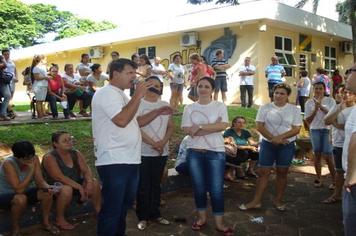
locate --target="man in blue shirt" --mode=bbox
[265,56,286,101]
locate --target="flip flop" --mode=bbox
[274,204,287,212]
[55,222,77,230]
[216,227,234,236]
[43,224,60,235]
[191,221,206,231]
[239,203,261,211]
[322,197,340,204]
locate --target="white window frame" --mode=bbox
[274,36,296,77]
[324,46,336,74]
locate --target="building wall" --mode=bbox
[12,22,351,105]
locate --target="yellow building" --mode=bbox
[10,0,353,105]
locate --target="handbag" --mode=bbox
[224,143,237,156]
[0,71,13,84]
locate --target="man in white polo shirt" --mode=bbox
[343,64,356,236]
[92,58,172,236]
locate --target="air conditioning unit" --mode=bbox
[89,47,104,58]
[181,32,198,47]
[342,41,352,54]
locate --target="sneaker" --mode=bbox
[155,217,170,225]
[137,221,147,230]
[328,183,336,190]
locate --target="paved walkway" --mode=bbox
[16,172,343,236]
[0,111,91,126]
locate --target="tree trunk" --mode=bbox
[351,0,356,63]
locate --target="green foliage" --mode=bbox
[56,18,116,40]
[0,0,38,48]
[336,1,350,24]
[0,0,116,49]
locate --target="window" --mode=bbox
[138,47,146,55]
[324,46,336,73]
[274,36,296,77]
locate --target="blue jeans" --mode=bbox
[310,129,333,155]
[258,140,295,168]
[343,185,356,235]
[96,164,139,236]
[187,149,225,215]
[0,83,11,116]
[46,93,69,118]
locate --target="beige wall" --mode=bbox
[13,22,352,105]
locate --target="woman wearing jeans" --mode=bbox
[305,82,336,188]
[181,77,233,236]
[239,83,302,211]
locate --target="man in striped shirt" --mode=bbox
[265,55,286,101]
[211,49,230,103]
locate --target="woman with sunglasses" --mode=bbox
[0,141,59,235]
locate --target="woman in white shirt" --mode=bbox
[135,76,174,230]
[323,86,355,203]
[86,63,109,96]
[31,55,49,119]
[239,83,302,211]
[181,77,233,235]
[168,54,185,112]
[305,82,336,188]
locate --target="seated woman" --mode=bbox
[86,63,109,96]
[223,116,259,181]
[0,141,59,236]
[46,64,69,119]
[174,135,190,175]
[42,131,101,230]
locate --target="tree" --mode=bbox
[0,0,117,49]
[187,0,238,5]
[294,0,319,14]
[0,0,38,49]
[55,18,116,40]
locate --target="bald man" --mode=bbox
[343,64,356,236]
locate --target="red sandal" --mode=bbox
[191,221,206,231]
[216,227,234,236]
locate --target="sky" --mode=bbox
[20,0,341,27]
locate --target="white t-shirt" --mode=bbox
[305,97,336,130]
[342,107,356,172]
[256,103,302,143]
[86,73,109,88]
[181,101,228,152]
[151,63,166,82]
[92,84,141,166]
[32,65,48,88]
[76,62,92,78]
[138,99,170,156]
[327,105,354,147]
[239,64,256,86]
[61,73,81,93]
[168,63,185,84]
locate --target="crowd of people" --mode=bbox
[1,49,356,236]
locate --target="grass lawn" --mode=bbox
[1,106,258,172]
